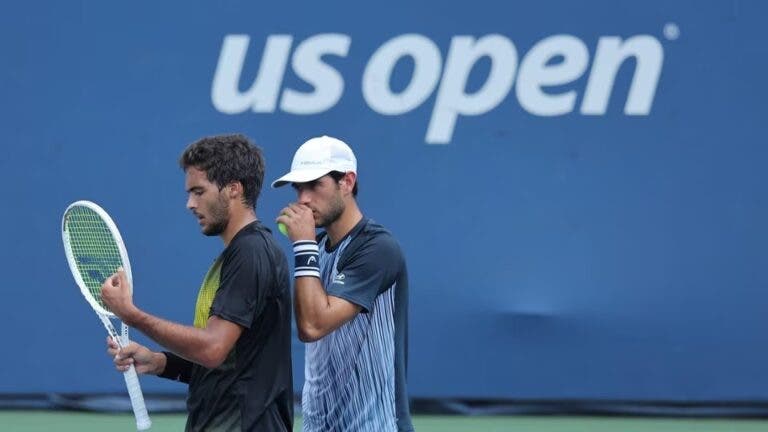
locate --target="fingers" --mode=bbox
[277,206,292,222]
[109,271,123,288]
[117,341,141,356]
[288,202,311,214]
[106,336,152,373]
[278,203,309,217]
[276,203,317,241]
[106,270,120,287]
[111,342,134,371]
[275,205,296,227]
[100,274,120,303]
[101,268,128,289]
[277,204,311,224]
[106,335,119,348]
[100,269,134,316]
[116,268,128,287]
[100,276,112,292]
[106,336,120,357]
[112,341,141,372]
[114,355,134,371]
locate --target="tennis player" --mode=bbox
[101,134,293,432]
[274,136,414,432]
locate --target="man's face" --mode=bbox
[293,174,345,228]
[185,167,230,236]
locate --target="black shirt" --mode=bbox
[162,221,293,432]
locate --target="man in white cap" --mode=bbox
[273,136,414,432]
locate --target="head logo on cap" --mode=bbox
[271,136,357,188]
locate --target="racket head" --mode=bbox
[61,200,133,317]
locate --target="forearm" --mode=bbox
[294,276,332,335]
[294,276,361,341]
[124,308,219,368]
[292,238,333,335]
[291,238,362,340]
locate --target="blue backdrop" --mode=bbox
[1,0,766,403]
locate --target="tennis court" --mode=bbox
[1,411,766,432]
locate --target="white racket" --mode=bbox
[61,200,152,431]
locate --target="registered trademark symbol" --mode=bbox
[664,22,680,41]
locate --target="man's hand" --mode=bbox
[276,203,316,242]
[107,337,166,375]
[100,268,139,324]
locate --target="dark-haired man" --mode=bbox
[274,136,413,432]
[101,134,293,431]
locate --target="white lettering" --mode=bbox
[211,35,292,114]
[363,34,442,115]
[581,35,664,115]
[427,35,517,144]
[211,32,666,144]
[516,35,589,116]
[281,34,350,114]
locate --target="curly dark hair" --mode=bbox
[179,134,265,207]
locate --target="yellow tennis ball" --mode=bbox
[277,222,288,236]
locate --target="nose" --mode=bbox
[186,195,196,211]
[297,188,311,205]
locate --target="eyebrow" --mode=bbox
[186,185,205,193]
[292,179,319,190]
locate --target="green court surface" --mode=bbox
[0,411,766,432]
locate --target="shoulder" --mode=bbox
[343,220,404,263]
[230,225,263,248]
[361,220,401,250]
[226,223,281,259]
[217,223,289,287]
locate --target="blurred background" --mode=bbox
[1,0,766,430]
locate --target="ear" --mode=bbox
[227,181,243,200]
[340,172,357,195]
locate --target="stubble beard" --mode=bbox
[202,192,230,236]
[316,194,345,228]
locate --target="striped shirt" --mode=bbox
[301,219,413,432]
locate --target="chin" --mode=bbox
[202,222,226,237]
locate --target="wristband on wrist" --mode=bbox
[158,351,192,383]
[294,240,321,278]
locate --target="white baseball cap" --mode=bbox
[271,135,357,188]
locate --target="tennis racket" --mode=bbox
[61,200,152,431]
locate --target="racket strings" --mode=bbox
[64,206,124,310]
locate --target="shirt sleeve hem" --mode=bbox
[326,290,373,313]
[209,308,251,329]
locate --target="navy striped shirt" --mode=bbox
[301,219,413,432]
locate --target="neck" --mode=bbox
[325,200,363,248]
[221,207,257,246]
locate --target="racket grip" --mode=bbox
[123,364,152,430]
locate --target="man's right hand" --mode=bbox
[106,337,166,375]
[277,203,316,242]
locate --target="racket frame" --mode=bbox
[61,200,151,431]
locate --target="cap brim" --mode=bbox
[271,168,333,188]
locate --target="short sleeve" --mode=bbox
[209,235,270,328]
[326,233,403,313]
